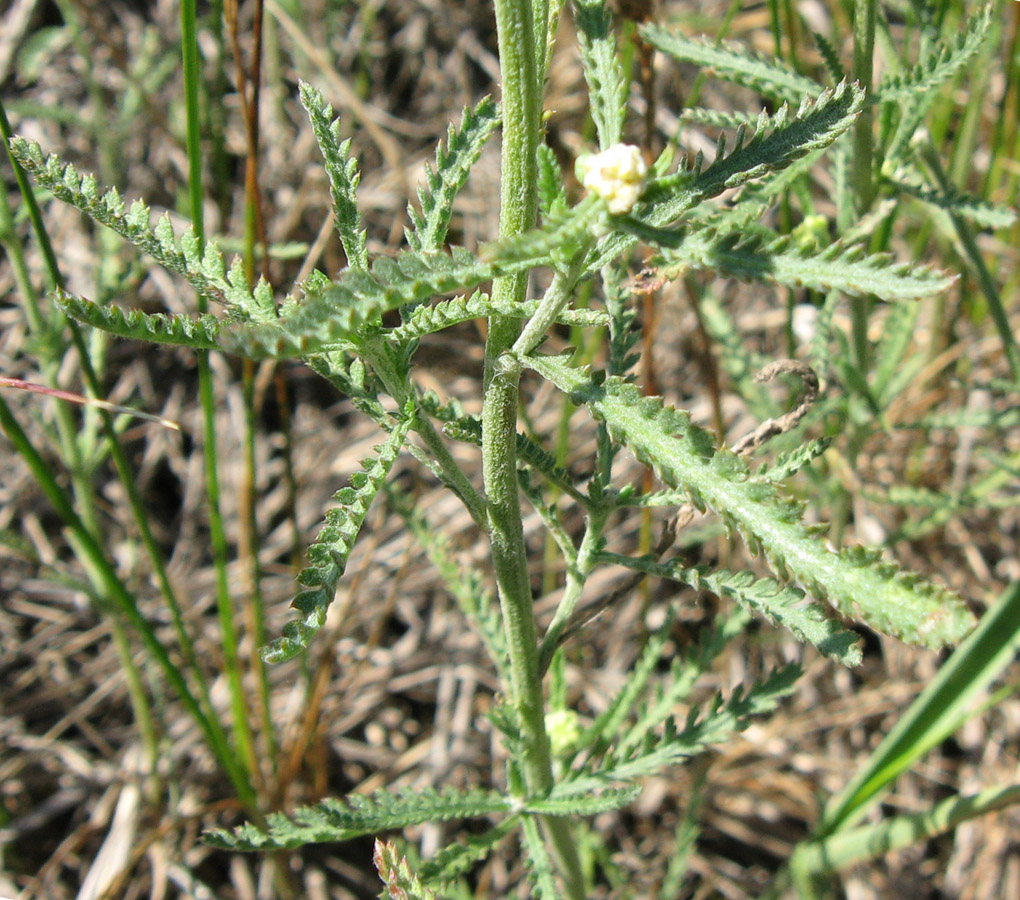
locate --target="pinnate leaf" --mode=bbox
[641,24,819,101]
[207,786,511,851]
[406,96,500,252]
[262,404,414,663]
[300,81,368,270]
[527,354,976,649]
[374,841,437,900]
[56,290,224,351]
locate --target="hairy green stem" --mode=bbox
[487,2,584,897]
[512,254,589,359]
[537,506,609,673]
[849,0,877,373]
[851,0,875,214]
[363,341,489,529]
[488,0,543,780]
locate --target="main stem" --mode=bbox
[485,2,583,897]
[849,0,876,371]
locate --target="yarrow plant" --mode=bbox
[5,0,1017,897]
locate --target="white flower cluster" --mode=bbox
[576,143,648,215]
[545,709,582,757]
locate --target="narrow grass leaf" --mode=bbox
[793,783,1020,889]
[816,580,1020,836]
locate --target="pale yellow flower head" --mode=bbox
[577,144,648,215]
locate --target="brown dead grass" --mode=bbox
[2,1,1020,899]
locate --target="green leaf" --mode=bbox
[591,81,864,270]
[812,30,846,84]
[224,199,609,359]
[56,290,224,351]
[406,96,500,252]
[640,24,820,101]
[385,292,609,344]
[374,841,438,900]
[577,606,749,763]
[416,818,519,885]
[527,784,641,816]
[645,81,863,216]
[676,107,760,130]
[519,815,560,900]
[262,404,414,663]
[603,554,862,666]
[8,138,266,315]
[890,177,1018,230]
[757,437,833,482]
[299,81,368,270]
[526,354,977,649]
[652,225,956,300]
[206,786,512,851]
[603,255,641,378]
[793,783,1020,891]
[871,295,924,404]
[235,248,504,355]
[480,192,605,270]
[875,5,991,104]
[574,0,627,147]
[588,665,801,782]
[536,143,568,219]
[817,580,1020,836]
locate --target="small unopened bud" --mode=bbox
[576,144,647,215]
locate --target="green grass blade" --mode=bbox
[792,782,1020,892]
[180,0,259,795]
[0,394,257,810]
[817,580,1020,837]
[4,97,229,790]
